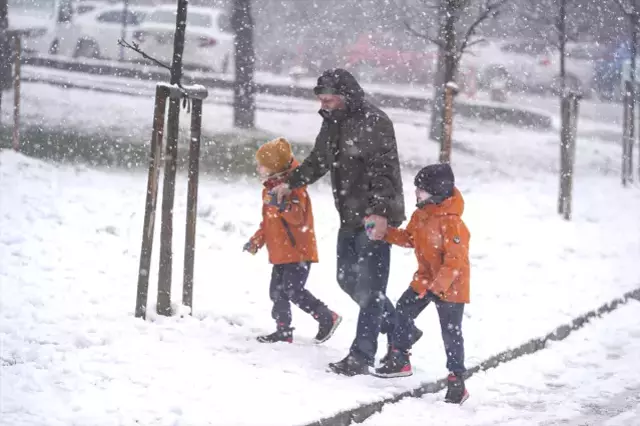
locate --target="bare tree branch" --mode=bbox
[614,0,635,17]
[404,20,443,47]
[457,0,507,55]
[117,39,171,71]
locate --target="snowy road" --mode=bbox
[362,301,640,426]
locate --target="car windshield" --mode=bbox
[148,10,212,28]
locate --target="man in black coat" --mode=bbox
[273,68,406,375]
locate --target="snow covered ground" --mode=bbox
[1,79,639,425]
[362,301,640,426]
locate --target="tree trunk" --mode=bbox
[232,0,255,129]
[429,0,449,142]
[429,52,445,142]
[169,0,188,85]
[430,0,457,143]
[630,14,637,182]
[558,0,566,94]
[558,0,567,213]
[0,0,11,123]
[439,0,457,147]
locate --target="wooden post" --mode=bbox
[439,82,455,164]
[182,97,203,313]
[157,95,180,316]
[622,81,633,186]
[563,94,580,221]
[559,94,570,214]
[135,85,168,319]
[156,0,189,316]
[12,35,20,151]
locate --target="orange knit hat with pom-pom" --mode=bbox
[255,137,294,173]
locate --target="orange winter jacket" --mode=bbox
[385,188,470,303]
[249,169,318,265]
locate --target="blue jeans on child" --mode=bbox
[392,288,466,374]
[270,262,330,328]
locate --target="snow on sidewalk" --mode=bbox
[362,300,640,426]
[1,146,639,425]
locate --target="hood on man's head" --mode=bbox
[313,68,365,109]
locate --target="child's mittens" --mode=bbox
[365,221,376,239]
[243,241,258,255]
[266,191,288,211]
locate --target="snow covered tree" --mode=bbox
[402,0,508,144]
[232,0,256,129]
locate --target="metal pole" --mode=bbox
[182,98,203,313]
[135,85,168,319]
[12,35,20,151]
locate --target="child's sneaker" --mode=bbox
[445,373,469,404]
[256,326,293,343]
[379,328,423,365]
[314,311,342,344]
[373,349,413,378]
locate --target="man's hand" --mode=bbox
[273,183,292,204]
[364,215,388,240]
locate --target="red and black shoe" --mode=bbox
[379,328,423,365]
[256,326,293,343]
[445,373,469,404]
[314,311,342,344]
[373,349,413,378]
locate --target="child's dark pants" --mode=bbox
[391,288,466,374]
[270,262,330,328]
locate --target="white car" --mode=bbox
[57,4,155,61]
[134,5,234,73]
[461,39,597,96]
[8,0,75,55]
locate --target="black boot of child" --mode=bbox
[445,373,469,404]
[257,326,294,343]
[314,310,342,344]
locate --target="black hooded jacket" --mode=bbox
[287,69,406,229]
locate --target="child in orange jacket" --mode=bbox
[372,164,470,405]
[244,137,342,344]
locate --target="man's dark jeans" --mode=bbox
[336,228,395,365]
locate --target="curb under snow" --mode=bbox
[302,286,640,426]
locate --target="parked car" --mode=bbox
[133,5,234,73]
[8,0,75,55]
[462,39,598,96]
[56,4,155,61]
[342,33,438,84]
